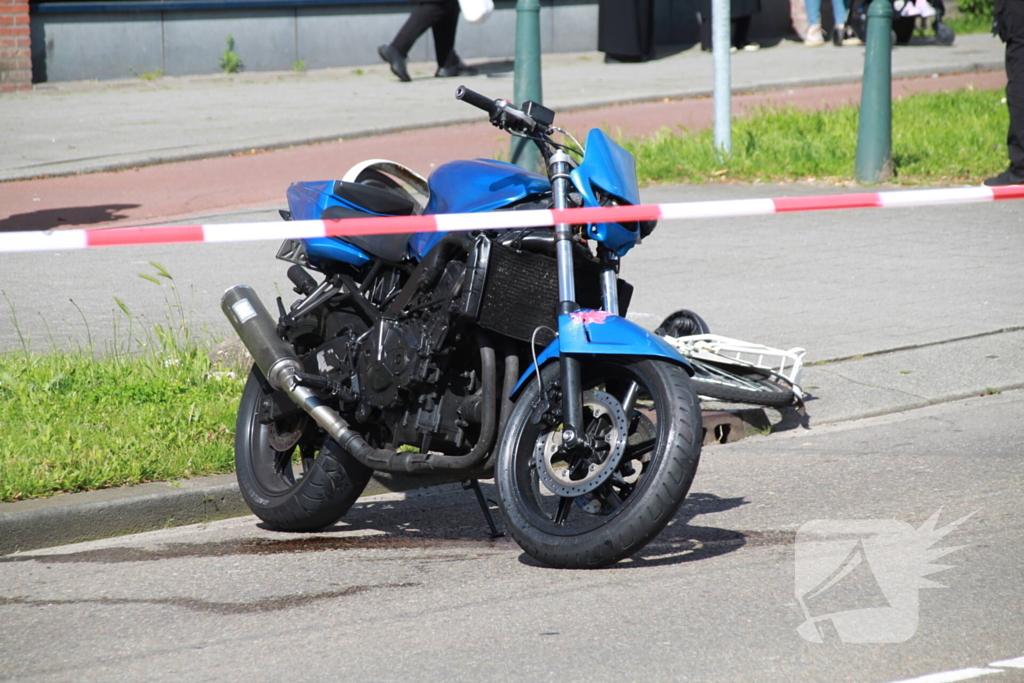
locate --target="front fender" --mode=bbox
[511,310,692,395]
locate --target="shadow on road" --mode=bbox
[0,204,140,232]
[0,488,777,571]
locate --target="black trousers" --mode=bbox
[699,16,753,50]
[391,0,460,68]
[1004,0,1024,171]
[598,0,656,61]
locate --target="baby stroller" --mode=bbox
[845,0,955,45]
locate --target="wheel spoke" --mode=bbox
[624,437,656,460]
[273,448,294,479]
[554,496,573,525]
[597,485,624,511]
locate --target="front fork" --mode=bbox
[548,151,621,449]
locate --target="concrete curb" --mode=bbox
[0,475,248,556]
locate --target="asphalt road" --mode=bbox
[2,389,1022,682]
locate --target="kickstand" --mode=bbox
[464,480,504,538]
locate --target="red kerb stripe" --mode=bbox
[86,225,205,247]
[773,193,882,212]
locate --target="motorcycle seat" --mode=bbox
[331,180,418,216]
[321,205,414,263]
[323,180,419,262]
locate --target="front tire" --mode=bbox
[496,358,702,568]
[234,369,372,531]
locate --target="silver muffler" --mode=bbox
[220,285,354,444]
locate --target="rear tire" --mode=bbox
[234,369,372,531]
[496,358,702,568]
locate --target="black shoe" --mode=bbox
[435,61,478,78]
[378,43,410,82]
[983,167,1024,186]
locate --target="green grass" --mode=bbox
[0,348,243,502]
[944,11,994,35]
[625,87,1008,185]
[0,264,245,503]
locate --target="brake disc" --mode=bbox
[533,389,629,498]
[267,414,309,451]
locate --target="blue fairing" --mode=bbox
[571,129,643,257]
[286,181,374,267]
[411,159,551,259]
[512,311,693,395]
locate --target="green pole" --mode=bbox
[855,0,894,183]
[512,0,543,173]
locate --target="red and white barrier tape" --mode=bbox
[3,185,1023,254]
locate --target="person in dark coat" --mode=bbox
[699,0,762,52]
[598,0,656,62]
[378,0,477,82]
[986,0,1024,185]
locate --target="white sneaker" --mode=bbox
[805,24,825,46]
[743,42,761,51]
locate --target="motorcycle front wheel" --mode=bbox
[496,358,702,568]
[234,369,372,531]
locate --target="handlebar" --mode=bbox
[455,86,500,118]
[455,85,550,137]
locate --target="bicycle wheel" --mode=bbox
[688,358,795,407]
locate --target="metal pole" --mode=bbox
[712,0,731,156]
[512,0,543,173]
[855,0,894,183]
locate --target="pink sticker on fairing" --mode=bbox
[569,310,613,325]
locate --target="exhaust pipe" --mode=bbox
[221,285,499,475]
[221,285,356,445]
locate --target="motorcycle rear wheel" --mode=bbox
[496,358,702,568]
[234,369,372,531]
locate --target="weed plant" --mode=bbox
[626,87,1008,185]
[0,265,245,502]
[220,34,243,74]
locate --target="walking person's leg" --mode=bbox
[986,0,1024,185]
[379,2,447,82]
[805,0,826,45]
[1005,3,1024,174]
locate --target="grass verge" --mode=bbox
[0,349,243,502]
[625,86,1008,186]
[0,264,245,503]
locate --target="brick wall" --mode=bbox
[0,0,31,91]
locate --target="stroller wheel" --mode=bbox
[935,22,955,45]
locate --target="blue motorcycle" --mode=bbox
[221,87,702,568]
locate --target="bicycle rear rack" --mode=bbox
[665,334,808,399]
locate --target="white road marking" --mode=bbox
[888,668,1004,683]
[990,657,1024,669]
